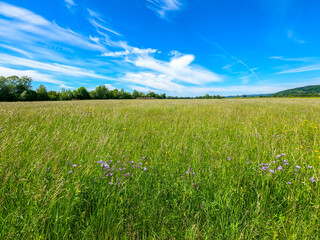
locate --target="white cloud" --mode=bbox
[147,0,182,18]
[103,48,157,57]
[0,2,106,51]
[65,0,76,9]
[270,56,314,62]
[0,66,67,87]
[0,53,112,79]
[278,64,320,74]
[126,53,222,86]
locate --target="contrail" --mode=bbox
[197,34,260,82]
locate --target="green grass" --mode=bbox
[0,99,319,239]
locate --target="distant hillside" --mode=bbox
[273,85,320,97]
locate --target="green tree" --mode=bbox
[74,87,90,100]
[36,85,49,101]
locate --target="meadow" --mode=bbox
[0,98,319,239]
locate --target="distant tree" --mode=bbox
[242,95,247,98]
[60,88,74,100]
[95,85,109,99]
[19,90,38,101]
[0,76,14,101]
[36,84,49,101]
[48,90,59,101]
[74,87,90,100]
[132,90,140,99]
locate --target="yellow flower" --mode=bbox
[123,128,126,130]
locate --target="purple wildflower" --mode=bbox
[118,182,121,185]
[109,173,113,176]
[269,170,275,173]
[143,167,147,171]
[138,162,142,165]
[308,166,313,169]
[122,155,125,158]
[261,166,268,171]
[119,168,122,171]
[310,177,316,183]
[287,181,292,184]
[276,155,281,159]
[271,161,276,164]
[285,163,289,166]
[227,157,231,161]
[282,153,286,156]
[296,165,301,169]
[46,167,51,172]
[109,182,113,185]
[72,164,77,168]
[283,160,288,163]
[130,161,134,163]
[67,162,71,165]
[69,170,73,174]
[142,157,146,160]
[192,172,195,176]
[295,169,299,172]
[117,161,121,164]
[277,166,283,170]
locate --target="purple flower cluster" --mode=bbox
[251,153,317,184]
[95,155,150,185]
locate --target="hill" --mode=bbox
[273,85,320,97]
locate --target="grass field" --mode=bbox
[0,99,319,239]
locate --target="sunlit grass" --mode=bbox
[0,99,319,239]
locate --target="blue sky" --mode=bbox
[0,0,320,96]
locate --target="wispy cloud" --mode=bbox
[146,0,182,18]
[278,64,320,74]
[0,53,112,79]
[0,66,68,87]
[0,2,105,51]
[270,56,314,62]
[65,0,76,10]
[88,8,122,36]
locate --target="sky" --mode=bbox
[0,0,320,96]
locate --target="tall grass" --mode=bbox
[0,99,319,239]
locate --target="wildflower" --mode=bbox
[276,155,281,159]
[269,170,275,173]
[192,172,195,176]
[259,163,264,167]
[310,177,316,183]
[119,168,122,171]
[118,182,121,185]
[282,153,286,156]
[142,157,146,160]
[283,160,288,163]
[117,161,121,164]
[69,170,73,174]
[185,147,187,149]
[295,169,299,172]
[143,167,147,171]
[72,164,77,168]
[261,166,268,171]
[109,182,113,185]
[308,166,313,169]
[67,162,71,165]
[46,167,51,172]
[271,161,276,164]
[109,173,113,176]
[122,155,125,158]
[130,161,134,163]
[277,166,283,170]
[285,163,289,166]
[227,157,231,161]
[138,162,142,165]
[287,182,292,184]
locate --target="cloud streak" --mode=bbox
[146,0,182,18]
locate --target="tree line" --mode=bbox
[0,76,166,101]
